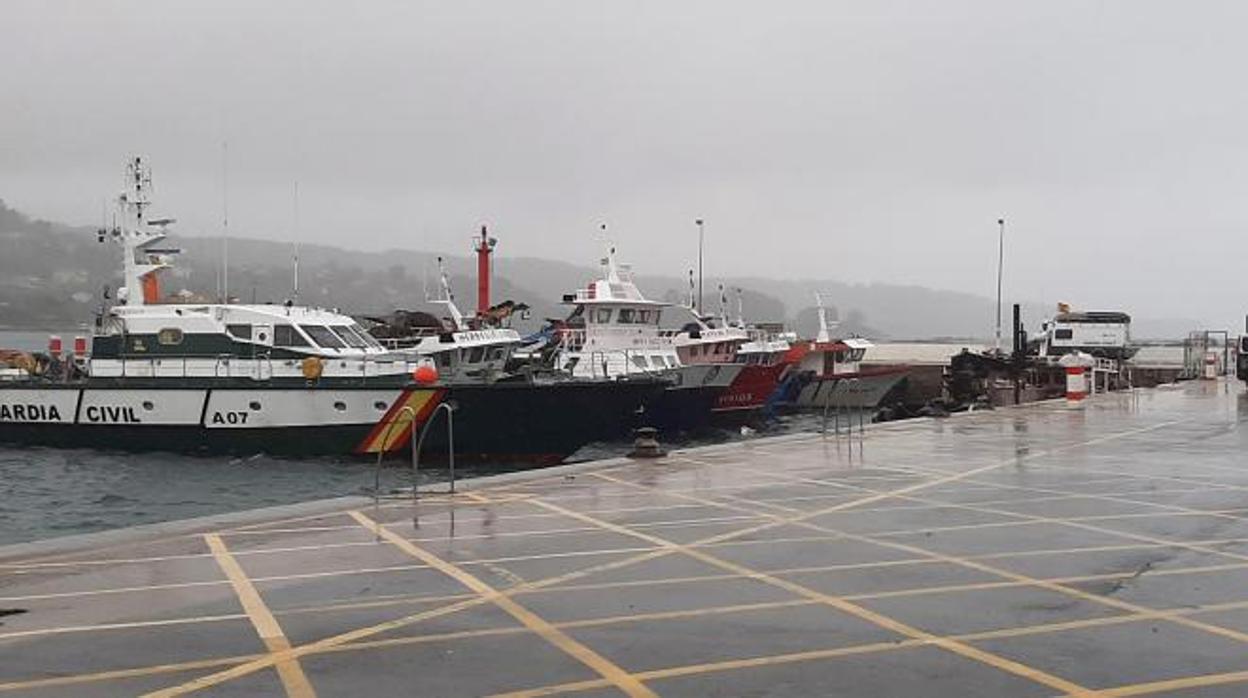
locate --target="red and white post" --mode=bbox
[1059,352,1094,403]
[1065,365,1088,401]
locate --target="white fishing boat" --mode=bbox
[781,293,909,409]
[543,244,742,431]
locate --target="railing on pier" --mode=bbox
[821,378,866,440]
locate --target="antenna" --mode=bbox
[438,256,453,301]
[422,260,429,303]
[814,291,837,343]
[432,255,465,329]
[292,180,300,304]
[221,141,230,304]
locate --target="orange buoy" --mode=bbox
[412,363,439,385]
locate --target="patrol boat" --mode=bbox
[0,158,661,462]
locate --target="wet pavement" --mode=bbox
[3,380,1248,696]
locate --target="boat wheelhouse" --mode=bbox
[736,323,795,367]
[553,247,681,378]
[79,157,416,384]
[363,257,522,382]
[90,303,419,383]
[671,294,751,366]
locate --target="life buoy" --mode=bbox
[301,356,324,380]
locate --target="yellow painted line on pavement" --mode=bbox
[345,510,657,698]
[1101,669,1248,696]
[530,498,1101,698]
[202,534,316,698]
[489,640,928,698]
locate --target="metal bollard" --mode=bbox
[628,426,666,458]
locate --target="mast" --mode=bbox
[221,141,230,304]
[433,256,466,330]
[100,157,178,306]
[814,291,836,343]
[475,225,496,316]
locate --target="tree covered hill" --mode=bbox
[0,200,1195,339]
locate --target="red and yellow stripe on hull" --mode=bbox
[354,388,445,455]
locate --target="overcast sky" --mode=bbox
[3,1,1247,327]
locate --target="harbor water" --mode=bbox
[0,417,834,546]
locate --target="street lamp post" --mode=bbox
[995,218,1005,354]
[695,219,704,316]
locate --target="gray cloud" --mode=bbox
[3,0,1247,329]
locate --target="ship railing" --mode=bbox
[89,356,412,381]
[583,349,662,379]
[377,330,443,350]
[557,329,587,352]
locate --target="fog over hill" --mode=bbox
[0,200,1200,339]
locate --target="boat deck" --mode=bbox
[4,380,1248,696]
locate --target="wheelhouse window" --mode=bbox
[157,328,184,345]
[329,325,368,349]
[632,355,648,369]
[274,324,311,347]
[593,308,613,324]
[300,325,345,349]
[351,324,383,348]
[618,308,636,323]
[468,347,485,363]
[1055,329,1074,340]
[226,324,251,340]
